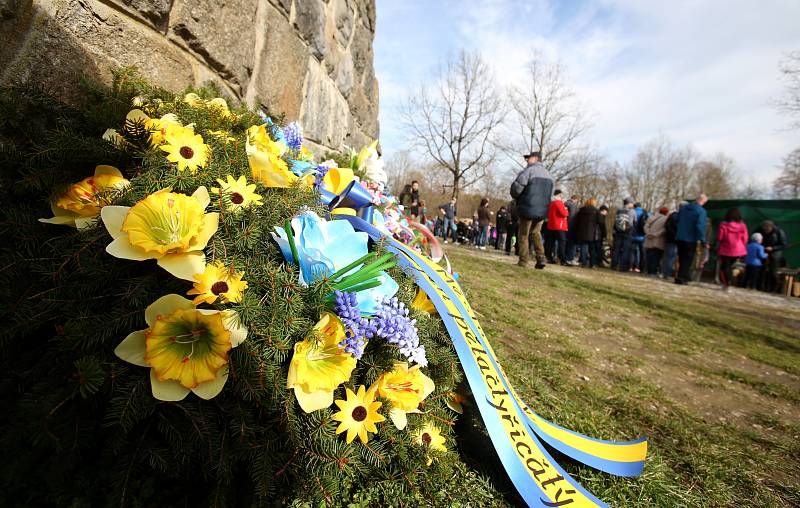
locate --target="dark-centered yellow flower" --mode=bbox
[332,385,385,444]
[160,125,210,174]
[187,260,248,305]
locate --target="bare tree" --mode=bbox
[774,147,800,198]
[384,150,417,196]
[777,50,800,129]
[504,55,593,182]
[624,135,697,210]
[568,154,625,207]
[401,49,504,198]
[690,154,737,199]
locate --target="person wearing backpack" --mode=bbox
[662,207,680,278]
[631,202,648,273]
[611,197,637,271]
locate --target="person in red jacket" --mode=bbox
[716,207,749,290]
[545,190,571,265]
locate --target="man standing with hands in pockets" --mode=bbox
[510,151,554,269]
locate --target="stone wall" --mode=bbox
[0,0,379,153]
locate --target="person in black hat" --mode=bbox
[509,151,553,268]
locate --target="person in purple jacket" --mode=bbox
[745,233,768,290]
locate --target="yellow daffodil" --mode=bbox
[39,165,129,229]
[246,124,299,188]
[371,362,435,430]
[415,422,447,465]
[148,113,183,145]
[187,260,248,305]
[101,186,219,281]
[411,288,438,315]
[208,130,237,143]
[211,175,263,212]
[159,125,210,174]
[322,167,354,195]
[183,93,205,107]
[102,128,124,146]
[184,93,235,120]
[286,313,356,413]
[332,385,385,444]
[114,294,247,401]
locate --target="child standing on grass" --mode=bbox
[745,232,768,289]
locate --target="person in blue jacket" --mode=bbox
[674,194,709,285]
[745,232,768,289]
[631,202,648,272]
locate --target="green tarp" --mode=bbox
[705,199,800,268]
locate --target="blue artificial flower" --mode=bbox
[373,296,427,366]
[283,122,303,152]
[271,211,369,286]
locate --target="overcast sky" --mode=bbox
[374,0,800,185]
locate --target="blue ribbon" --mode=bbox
[342,215,617,507]
[319,179,374,224]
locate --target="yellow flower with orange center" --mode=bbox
[160,125,210,174]
[286,313,356,413]
[187,260,248,305]
[332,385,385,444]
[246,124,300,188]
[101,186,219,281]
[39,165,129,229]
[114,294,248,401]
[371,362,435,430]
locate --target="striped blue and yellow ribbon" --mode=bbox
[342,215,648,507]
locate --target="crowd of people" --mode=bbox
[399,152,791,293]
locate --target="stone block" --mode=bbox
[111,0,173,31]
[355,0,374,31]
[332,0,353,47]
[247,1,309,120]
[1,0,196,103]
[293,0,325,60]
[267,0,291,18]
[169,0,258,94]
[300,56,349,148]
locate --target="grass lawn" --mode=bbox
[445,246,800,507]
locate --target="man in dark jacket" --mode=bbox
[754,220,788,292]
[438,197,458,244]
[505,200,518,255]
[510,151,554,268]
[495,206,509,250]
[611,198,637,271]
[564,194,580,264]
[573,199,599,267]
[674,194,709,285]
